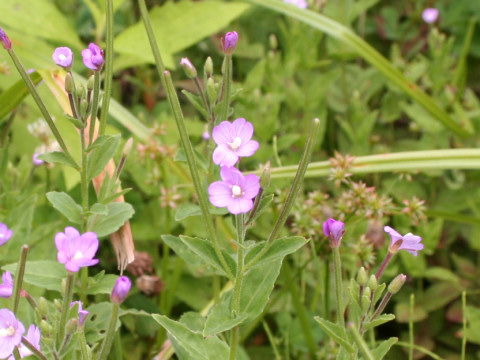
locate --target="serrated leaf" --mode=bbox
[152,315,230,360]
[245,236,308,266]
[46,191,83,224]
[179,236,236,276]
[88,202,134,237]
[362,314,395,331]
[314,317,355,353]
[87,134,121,181]
[38,152,78,169]
[371,337,398,359]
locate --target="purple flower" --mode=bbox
[70,301,89,326]
[0,272,13,298]
[32,153,44,166]
[222,31,238,55]
[52,47,73,69]
[111,276,131,304]
[9,324,41,359]
[284,0,308,9]
[81,43,104,71]
[0,26,11,50]
[0,223,13,247]
[323,218,345,248]
[422,8,439,24]
[212,118,259,167]
[202,131,210,141]
[0,309,25,358]
[55,227,99,272]
[208,166,260,214]
[384,226,424,256]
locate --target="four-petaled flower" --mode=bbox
[208,166,260,214]
[81,43,104,71]
[422,8,439,24]
[222,31,238,55]
[70,301,89,326]
[52,47,74,69]
[0,272,13,298]
[0,309,25,359]
[0,223,13,247]
[111,276,132,304]
[212,118,259,167]
[8,324,41,359]
[55,227,99,272]
[323,218,345,248]
[384,226,424,256]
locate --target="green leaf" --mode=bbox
[314,317,355,353]
[37,152,79,169]
[0,72,43,122]
[162,235,209,269]
[114,1,250,69]
[152,315,230,360]
[371,337,398,359]
[179,236,236,276]
[423,267,460,282]
[89,203,109,216]
[85,273,118,295]
[245,236,308,266]
[46,191,82,224]
[3,260,66,292]
[88,202,135,237]
[86,134,121,181]
[362,314,395,331]
[181,90,209,119]
[248,194,274,224]
[203,298,248,336]
[175,203,227,221]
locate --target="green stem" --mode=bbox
[80,128,89,232]
[138,0,233,280]
[96,303,120,360]
[229,326,240,360]
[6,49,79,168]
[461,291,467,360]
[369,292,392,322]
[262,320,281,360]
[332,247,345,328]
[88,71,101,145]
[348,323,374,360]
[375,251,393,281]
[98,0,114,136]
[193,76,211,118]
[231,214,245,315]
[58,272,75,347]
[245,118,320,272]
[79,330,90,360]
[218,54,232,123]
[21,336,49,360]
[396,342,445,360]
[409,294,414,360]
[11,246,29,314]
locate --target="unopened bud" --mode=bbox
[87,75,95,91]
[388,274,407,295]
[111,276,132,304]
[66,318,78,334]
[361,288,371,312]
[39,297,48,318]
[260,162,271,189]
[206,77,217,102]
[40,320,52,335]
[80,99,89,119]
[65,73,74,93]
[357,267,367,286]
[222,31,238,55]
[77,84,85,99]
[367,274,378,291]
[0,27,12,50]
[180,57,197,78]
[54,299,62,311]
[204,56,213,78]
[269,34,278,50]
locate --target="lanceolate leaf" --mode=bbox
[46,191,82,224]
[314,317,355,353]
[371,337,399,359]
[86,134,121,181]
[88,202,134,237]
[245,236,308,266]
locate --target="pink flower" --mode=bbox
[212,118,259,167]
[111,276,131,304]
[284,0,308,9]
[8,324,41,359]
[70,301,89,326]
[81,43,104,70]
[0,309,25,358]
[32,153,44,166]
[222,31,238,55]
[0,272,13,298]
[384,226,424,256]
[422,8,439,24]
[0,223,13,247]
[55,227,99,272]
[52,47,73,69]
[208,166,260,214]
[323,218,345,248]
[0,26,11,50]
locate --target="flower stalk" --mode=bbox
[12,246,29,314]
[57,272,75,347]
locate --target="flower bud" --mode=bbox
[361,288,371,312]
[87,75,95,91]
[39,297,48,318]
[66,318,78,334]
[367,274,378,291]
[65,73,74,94]
[222,31,238,55]
[40,319,52,335]
[180,57,197,78]
[357,267,367,286]
[206,77,217,102]
[204,56,213,78]
[388,274,407,295]
[111,276,131,304]
[52,47,73,70]
[80,99,89,119]
[0,26,12,50]
[323,218,345,248]
[422,8,439,24]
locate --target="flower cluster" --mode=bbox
[52,43,104,71]
[208,117,260,214]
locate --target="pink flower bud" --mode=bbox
[222,31,238,55]
[0,26,12,50]
[111,276,131,304]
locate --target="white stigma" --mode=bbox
[0,326,15,337]
[59,54,66,61]
[231,185,243,197]
[228,137,242,151]
[73,251,84,260]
